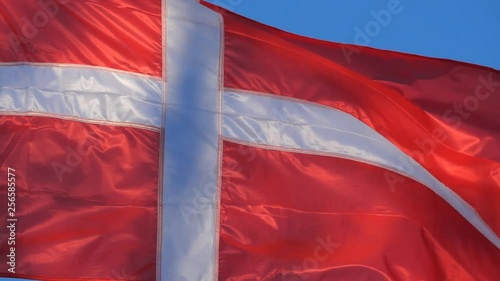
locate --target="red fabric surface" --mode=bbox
[0,115,159,280]
[219,140,500,281]
[0,0,162,77]
[202,4,500,236]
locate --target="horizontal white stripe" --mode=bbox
[223,89,500,248]
[0,64,162,127]
[162,0,222,280]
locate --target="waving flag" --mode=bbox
[0,0,499,280]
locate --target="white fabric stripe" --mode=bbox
[162,0,221,280]
[0,64,163,127]
[223,89,500,249]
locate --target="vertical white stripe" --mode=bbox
[162,0,222,280]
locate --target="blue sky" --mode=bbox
[207,0,500,70]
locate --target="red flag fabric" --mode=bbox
[0,0,498,280]
[219,140,499,281]
[204,2,500,281]
[214,4,500,237]
[0,0,161,280]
